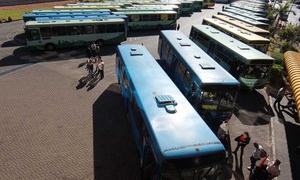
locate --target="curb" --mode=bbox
[269,95,278,180]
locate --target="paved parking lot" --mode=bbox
[0,4,296,180]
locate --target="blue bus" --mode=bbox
[158,30,240,129]
[23,10,112,22]
[116,44,226,179]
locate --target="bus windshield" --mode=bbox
[239,64,270,79]
[200,88,236,111]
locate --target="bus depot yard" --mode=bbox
[0,0,300,179]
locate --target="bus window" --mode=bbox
[184,70,192,86]
[197,33,210,49]
[239,64,270,79]
[40,27,52,39]
[106,24,117,33]
[168,14,175,20]
[161,14,168,21]
[130,15,140,22]
[52,26,66,36]
[66,26,81,35]
[151,14,160,21]
[25,29,41,41]
[142,15,151,21]
[81,25,94,34]
[177,62,186,79]
[95,25,106,33]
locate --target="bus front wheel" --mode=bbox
[45,43,55,51]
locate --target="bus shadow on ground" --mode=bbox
[234,90,274,126]
[92,83,140,180]
[1,33,26,47]
[284,121,300,180]
[0,45,116,67]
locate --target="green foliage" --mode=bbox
[277,23,300,46]
[269,64,284,88]
[271,47,284,65]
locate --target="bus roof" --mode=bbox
[54,5,121,9]
[192,25,274,62]
[117,44,225,159]
[114,10,176,15]
[35,14,127,21]
[116,7,174,11]
[24,11,111,17]
[223,5,266,17]
[160,30,239,85]
[25,18,124,27]
[31,9,111,13]
[203,18,269,43]
[230,3,267,14]
[223,8,268,22]
[212,15,269,34]
[218,11,268,27]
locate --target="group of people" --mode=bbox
[233,132,281,180]
[86,42,104,80]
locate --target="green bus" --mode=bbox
[192,0,203,12]
[25,18,127,50]
[114,10,177,30]
[212,14,269,38]
[54,5,121,11]
[190,25,274,89]
[202,18,270,52]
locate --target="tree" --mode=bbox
[277,23,300,52]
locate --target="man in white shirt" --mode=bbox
[266,159,281,179]
[248,142,265,171]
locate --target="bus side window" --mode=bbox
[66,26,81,35]
[168,14,175,20]
[26,29,41,41]
[81,25,94,34]
[161,14,168,21]
[106,24,117,33]
[184,70,192,86]
[176,62,186,79]
[40,27,52,39]
[95,25,106,33]
[131,98,145,144]
[52,26,66,36]
[130,15,140,22]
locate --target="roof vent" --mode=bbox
[177,37,182,40]
[238,46,250,50]
[199,62,215,69]
[194,55,201,59]
[210,31,219,34]
[179,42,191,46]
[130,48,143,56]
[155,95,177,113]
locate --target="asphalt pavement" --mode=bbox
[0,3,298,180]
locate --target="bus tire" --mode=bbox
[45,43,55,51]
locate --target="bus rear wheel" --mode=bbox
[45,43,55,51]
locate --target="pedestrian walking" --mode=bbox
[99,59,104,79]
[86,58,94,76]
[248,142,265,172]
[266,159,281,179]
[176,23,180,31]
[233,132,251,155]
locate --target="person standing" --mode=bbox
[248,142,265,172]
[86,58,93,76]
[97,58,104,79]
[233,132,251,155]
[266,159,281,179]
